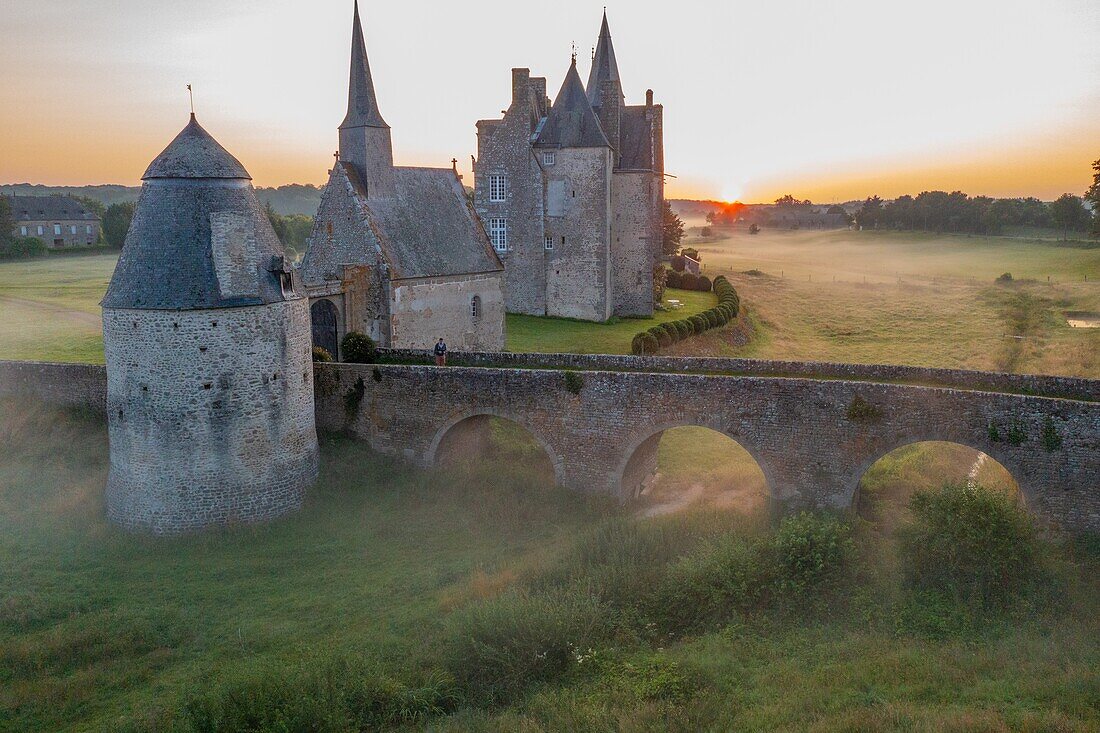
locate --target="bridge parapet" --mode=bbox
[378,349,1100,402]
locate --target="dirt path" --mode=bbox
[0,294,101,327]
[966,452,988,489]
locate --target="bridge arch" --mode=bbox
[426,409,566,487]
[615,417,777,513]
[851,435,1027,522]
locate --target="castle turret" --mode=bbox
[101,114,319,535]
[338,0,395,199]
[586,10,625,111]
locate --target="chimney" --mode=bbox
[511,68,530,107]
[646,89,654,108]
[598,80,622,158]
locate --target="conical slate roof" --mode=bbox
[340,0,388,130]
[586,11,624,109]
[103,115,301,311]
[143,114,250,180]
[535,57,610,149]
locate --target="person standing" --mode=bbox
[433,338,447,366]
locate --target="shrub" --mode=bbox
[689,315,708,333]
[749,223,760,234]
[442,591,605,705]
[679,272,698,290]
[665,270,682,289]
[312,346,333,363]
[670,255,686,272]
[657,323,679,343]
[564,371,585,395]
[649,326,672,348]
[696,275,712,292]
[632,332,660,355]
[846,394,882,423]
[898,484,1042,610]
[703,310,719,328]
[1,236,47,259]
[341,332,376,364]
[1041,415,1062,452]
[770,512,855,603]
[672,320,691,340]
[996,272,1013,283]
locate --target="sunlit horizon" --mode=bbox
[1,0,1097,203]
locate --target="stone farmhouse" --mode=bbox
[474,11,665,322]
[299,2,505,359]
[7,195,101,247]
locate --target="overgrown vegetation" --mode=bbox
[0,403,1097,731]
[340,332,376,364]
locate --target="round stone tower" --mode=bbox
[101,114,319,535]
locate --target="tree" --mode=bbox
[102,201,135,249]
[1085,158,1100,237]
[661,200,684,257]
[1049,193,1089,240]
[856,196,883,229]
[0,196,14,250]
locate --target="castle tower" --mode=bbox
[586,10,624,111]
[338,0,395,199]
[101,114,319,535]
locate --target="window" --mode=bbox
[470,295,481,321]
[489,218,508,252]
[53,224,61,236]
[489,174,507,202]
[36,226,43,236]
[70,225,77,235]
[85,225,92,235]
[542,151,556,166]
[19,226,27,236]
[544,235,553,250]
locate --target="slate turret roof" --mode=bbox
[586,11,624,110]
[103,115,302,311]
[340,0,388,130]
[535,57,610,149]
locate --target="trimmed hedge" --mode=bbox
[630,275,741,354]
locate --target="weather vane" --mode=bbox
[187,84,194,115]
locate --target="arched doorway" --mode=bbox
[310,299,340,360]
[856,441,1022,533]
[431,414,560,488]
[620,425,771,518]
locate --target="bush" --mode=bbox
[672,320,691,340]
[665,270,682,289]
[312,346,333,363]
[657,323,679,344]
[341,332,376,364]
[649,326,672,348]
[689,314,708,334]
[898,484,1043,610]
[996,272,1013,283]
[632,332,660,355]
[679,272,698,290]
[0,236,47,259]
[563,371,585,395]
[770,512,855,602]
[442,591,605,705]
[696,275,712,292]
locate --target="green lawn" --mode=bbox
[1,402,1097,731]
[505,288,716,354]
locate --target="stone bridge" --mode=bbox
[2,354,1098,532]
[314,352,1100,532]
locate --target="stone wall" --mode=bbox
[102,300,319,535]
[610,171,657,317]
[544,147,613,321]
[390,273,506,351]
[0,360,107,411]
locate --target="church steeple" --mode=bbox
[340,0,388,130]
[586,10,624,110]
[338,0,394,198]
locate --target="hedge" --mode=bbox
[630,275,741,355]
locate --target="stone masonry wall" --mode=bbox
[0,360,107,410]
[610,171,657,317]
[316,362,1100,533]
[102,301,319,535]
[390,273,506,351]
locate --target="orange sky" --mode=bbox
[1,0,1097,203]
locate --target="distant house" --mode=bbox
[7,195,101,248]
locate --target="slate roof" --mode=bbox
[143,114,251,180]
[343,163,502,279]
[8,195,99,222]
[535,58,609,149]
[586,11,624,110]
[103,116,301,311]
[340,0,388,130]
[618,106,655,171]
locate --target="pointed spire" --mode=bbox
[586,9,623,109]
[340,0,388,130]
[535,55,610,149]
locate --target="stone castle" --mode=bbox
[474,11,665,321]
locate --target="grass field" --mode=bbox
[1,402,1097,731]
